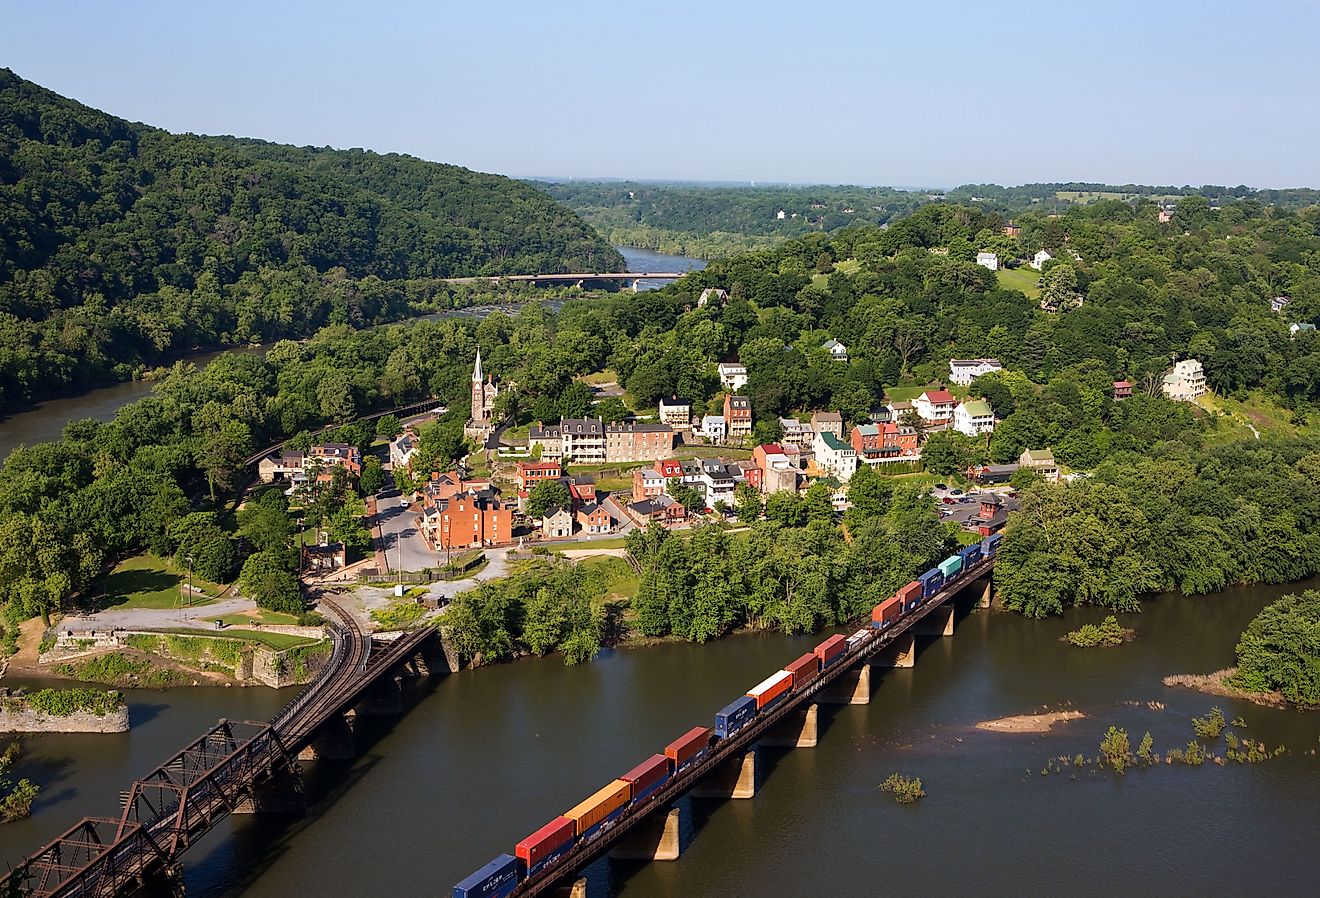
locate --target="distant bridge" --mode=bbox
[443,272,688,286]
[4,595,443,898]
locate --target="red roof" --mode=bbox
[656,459,683,477]
[1113,380,1132,389]
[757,443,785,455]
[923,390,956,404]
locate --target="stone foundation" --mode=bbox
[0,697,129,734]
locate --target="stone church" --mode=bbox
[464,348,499,441]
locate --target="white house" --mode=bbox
[914,389,958,423]
[1162,359,1208,402]
[953,399,996,437]
[698,288,728,308]
[657,396,692,428]
[1271,296,1292,313]
[976,251,999,271]
[388,432,418,471]
[699,415,727,443]
[717,362,748,391]
[1289,322,1316,339]
[821,338,849,362]
[778,417,812,446]
[776,209,786,220]
[812,430,858,483]
[1030,249,1052,271]
[948,358,1003,386]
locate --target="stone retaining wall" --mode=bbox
[0,701,129,734]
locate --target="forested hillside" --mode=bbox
[0,69,620,410]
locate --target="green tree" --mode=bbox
[1230,590,1320,706]
[734,482,764,523]
[527,480,572,519]
[238,551,303,615]
[359,456,387,495]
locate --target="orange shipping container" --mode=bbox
[665,726,711,769]
[564,779,631,837]
[785,652,820,689]
[814,633,847,665]
[746,670,793,710]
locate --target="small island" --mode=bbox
[0,687,129,734]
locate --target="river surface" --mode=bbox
[0,249,703,461]
[5,579,1318,896]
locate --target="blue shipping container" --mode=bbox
[454,854,520,898]
[918,569,944,598]
[715,695,758,739]
[983,534,1002,556]
[960,544,982,567]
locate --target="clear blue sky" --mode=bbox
[4,0,1317,188]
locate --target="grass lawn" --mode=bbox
[562,536,631,550]
[955,529,983,546]
[215,610,301,627]
[996,266,1042,299]
[504,422,532,441]
[91,554,224,611]
[1197,390,1320,443]
[578,370,620,386]
[155,627,317,651]
[579,556,639,599]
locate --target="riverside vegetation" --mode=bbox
[0,739,37,821]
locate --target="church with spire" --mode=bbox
[464,347,500,441]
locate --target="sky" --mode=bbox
[3,0,1318,188]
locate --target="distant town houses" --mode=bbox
[530,417,674,464]
[699,414,726,444]
[1158,209,1174,224]
[753,444,801,495]
[821,338,849,362]
[1030,249,1052,271]
[948,358,1003,386]
[953,399,996,437]
[809,410,844,440]
[1270,296,1291,313]
[717,361,748,391]
[421,481,513,550]
[1002,222,1021,237]
[631,467,666,503]
[849,421,919,466]
[604,421,675,463]
[812,430,858,483]
[778,417,812,447]
[541,506,573,540]
[1291,322,1317,338]
[388,431,418,472]
[627,495,686,526]
[1112,380,1133,401]
[576,503,615,535]
[698,288,728,308]
[515,460,562,492]
[975,251,999,271]
[1161,359,1207,402]
[723,394,752,441]
[258,443,362,486]
[1019,447,1060,483]
[914,389,957,424]
[658,396,692,429]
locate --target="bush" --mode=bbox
[297,611,327,627]
[1191,707,1226,740]
[1065,615,1127,647]
[879,773,926,804]
[1229,590,1320,707]
[1098,726,1133,773]
[238,552,305,616]
[24,688,124,717]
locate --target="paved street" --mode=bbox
[373,487,440,572]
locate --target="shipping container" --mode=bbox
[917,568,944,598]
[715,695,758,739]
[938,555,963,578]
[982,533,1002,556]
[454,854,520,898]
[814,633,848,667]
[565,779,632,841]
[620,753,671,804]
[785,652,820,689]
[665,726,711,774]
[746,669,793,711]
[871,595,902,629]
[516,817,575,877]
[897,580,923,612]
[959,544,982,567]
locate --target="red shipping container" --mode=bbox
[516,815,575,871]
[785,652,820,689]
[814,633,847,664]
[620,753,670,799]
[872,595,902,625]
[665,726,711,768]
[897,581,922,605]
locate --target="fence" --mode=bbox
[357,550,485,584]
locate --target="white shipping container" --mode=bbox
[747,669,793,698]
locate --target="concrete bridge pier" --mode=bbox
[355,676,404,716]
[232,766,306,815]
[297,713,357,761]
[819,663,872,704]
[553,878,588,898]
[760,703,819,747]
[977,578,995,609]
[609,806,681,861]
[691,750,757,799]
[915,602,955,637]
[876,632,916,668]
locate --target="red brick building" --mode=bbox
[723,394,752,441]
[423,491,513,550]
[516,460,562,491]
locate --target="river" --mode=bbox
[0,248,703,462]
[4,579,1318,896]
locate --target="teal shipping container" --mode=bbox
[937,555,963,578]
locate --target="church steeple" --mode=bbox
[473,346,483,383]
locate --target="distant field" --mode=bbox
[996,266,1041,299]
[1197,391,1320,443]
[92,554,223,611]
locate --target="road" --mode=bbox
[57,597,259,633]
[373,486,439,573]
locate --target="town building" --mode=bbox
[464,348,500,441]
[1030,249,1052,271]
[1002,222,1021,237]
[753,443,801,495]
[308,444,362,478]
[881,422,920,456]
[698,288,728,308]
[914,390,957,424]
[632,467,666,503]
[953,399,996,437]
[259,444,363,485]
[948,358,1003,385]
[821,338,849,362]
[976,251,999,271]
[658,396,692,429]
[516,460,562,492]
[576,503,614,535]
[717,362,748,391]
[528,422,562,461]
[541,507,573,540]
[968,463,1019,484]
[1158,209,1174,224]
[812,430,858,482]
[422,489,513,550]
[723,394,752,441]
[559,417,606,464]
[1020,448,1060,483]
[302,540,347,573]
[604,422,674,463]
[810,410,844,440]
[974,495,1010,537]
[655,459,684,480]
[1161,359,1207,402]
[778,417,812,447]
[388,431,418,472]
[699,415,727,444]
[1112,380,1133,401]
[627,495,685,526]
[257,451,305,484]
[567,475,597,508]
[1290,322,1316,339]
[1271,296,1291,314]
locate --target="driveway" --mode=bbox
[58,597,259,633]
[373,486,440,573]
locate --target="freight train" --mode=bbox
[453,533,1001,897]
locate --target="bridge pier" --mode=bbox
[232,766,306,815]
[977,578,995,609]
[553,878,589,898]
[819,663,872,704]
[355,676,404,716]
[609,806,681,861]
[915,602,955,637]
[760,703,819,748]
[692,750,756,799]
[298,714,357,761]
[876,632,916,668]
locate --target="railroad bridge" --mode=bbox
[3,595,447,898]
[499,561,997,898]
[442,272,687,291]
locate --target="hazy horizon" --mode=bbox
[4,0,1318,190]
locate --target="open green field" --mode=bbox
[1197,391,1320,444]
[579,555,639,599]
[578,370,619,386]
[154,627,317,651]
[996,266,1042,299]
[883,384,970,402]
[562,536,631,550]
[90,554,224,611]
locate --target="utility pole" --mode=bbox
[184,554,194,609]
